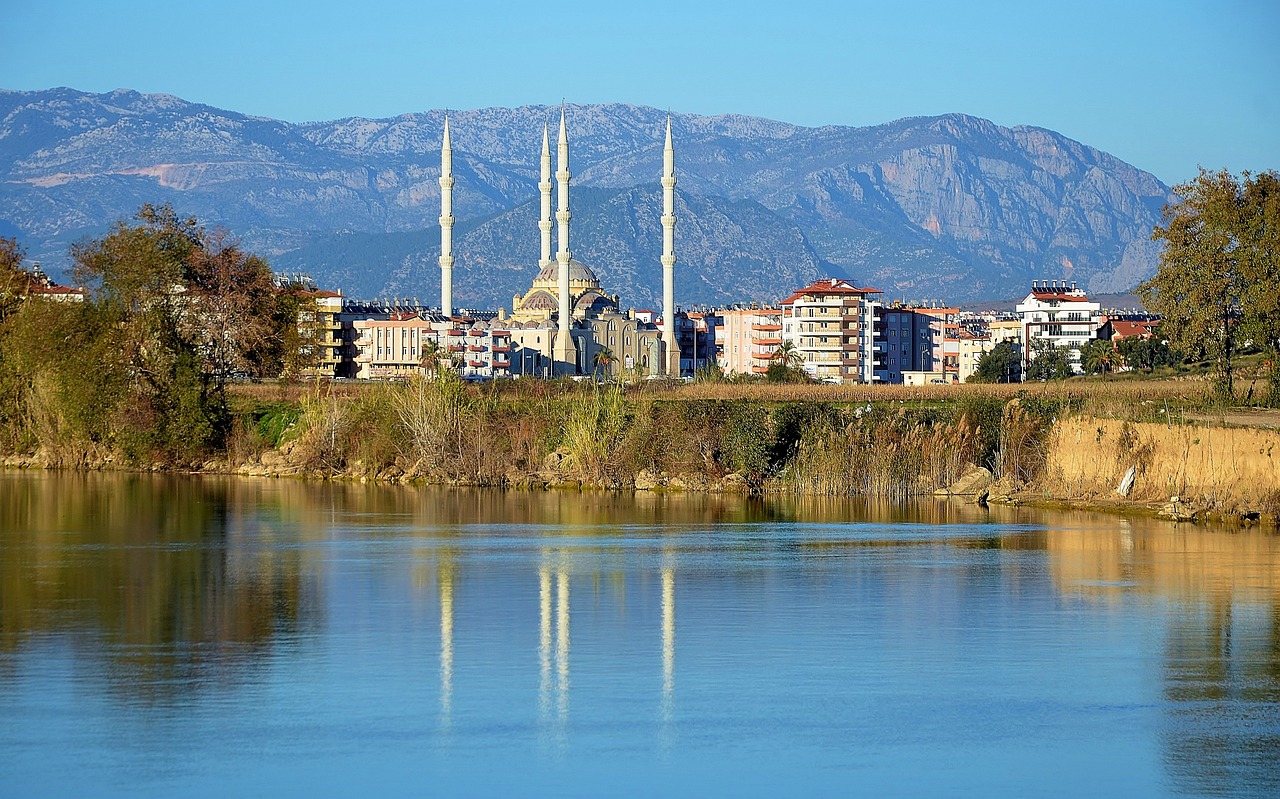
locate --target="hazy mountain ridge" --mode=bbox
[0,87,1173,304]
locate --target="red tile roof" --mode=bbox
[1028,291,1089,302]
[781,278,882,305]
[27,283,87,297]
[1109,320,1156,339]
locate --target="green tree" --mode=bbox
[1139,169,1280,402]
[1079,338,1115,375]
[1237,171,1280,404]
[0,237,29,324]
[1025,339,1073,381]
[970,340,1021,383]
[59,204,293,459]
[765,340,811,383]
[772,340,802,368]
[1116,331,1180,372]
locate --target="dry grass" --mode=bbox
[230,375,1214,411]
[646,378,1211,406]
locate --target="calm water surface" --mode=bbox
[0,473,1277,797]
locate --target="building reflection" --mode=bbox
[535,548,574,742]
[539,564,553,716]
[7,470,1277,796]
[556,569,571,722]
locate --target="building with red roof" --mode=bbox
[1015,280,1101,375]
[780,278,884,384]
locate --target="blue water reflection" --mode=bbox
[0,473,1276,797]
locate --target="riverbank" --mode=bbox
[5,378,1277,528]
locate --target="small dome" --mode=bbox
[574,290,618,315]
[519,290,559,312]
[535,259,601,286]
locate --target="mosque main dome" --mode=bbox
[533,259,601,287]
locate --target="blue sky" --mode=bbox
[3,0,1275,184]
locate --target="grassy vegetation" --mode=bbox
[222,377,1093,497]
[8,348,1277,513]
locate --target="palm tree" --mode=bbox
[592,346,616,379]
[419,338,441,368]
[772,340,802,368]
[1081,339,1114,375]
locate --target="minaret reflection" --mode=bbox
[556,569,571,721]
[538,565,552,715]
[661,557,676,724]
[538,551,571,734]
[439,563,454,728]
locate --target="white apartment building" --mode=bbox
[352,314,512,380]
[1015,280,1100,374]
[781,279,883,384]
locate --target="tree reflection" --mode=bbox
[1047,520,1280,796]
[0,473,315,703]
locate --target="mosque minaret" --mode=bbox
[660,116,679,376]
[538,123,554,270]
[433,109,676,380]
[438,116,455,318]
[553,109,577,375]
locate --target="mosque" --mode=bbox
[437,109,681,378]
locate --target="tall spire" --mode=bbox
[439,116,455,318]
[538,122,553,269]
[553,107,577,374]
[660,115,679,376]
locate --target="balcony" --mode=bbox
[447,344,466,353]
[492,345,511,353]
[753,336,782,346]
[752,365,770,374]
[752,323,782,332]
[493,359,511,369]
[447,329,464,337]
[468,330,485,337]
[468,359,485,368]
[468,344,486,352]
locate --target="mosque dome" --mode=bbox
[519,289,560,312]
[574,290,618,315]
[534,259,601,286]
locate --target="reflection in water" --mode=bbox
[1047,519,1280,797]
[439,564,454,727]
[536,549,571,740]
[661,564,675,723]
[1161,598,1280,796]
[556,569,571,725]
[538,564,552,718]
[0,473,315,703]
[1,472,1278,796]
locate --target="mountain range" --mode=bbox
[0,87,1174,307]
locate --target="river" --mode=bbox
[0,472,1277,797]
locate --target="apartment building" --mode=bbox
[352,314,513,380]
[297,290,346,378]
[780,279,883,384]
[1016,280,1101,374]
[716,306,783,377]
